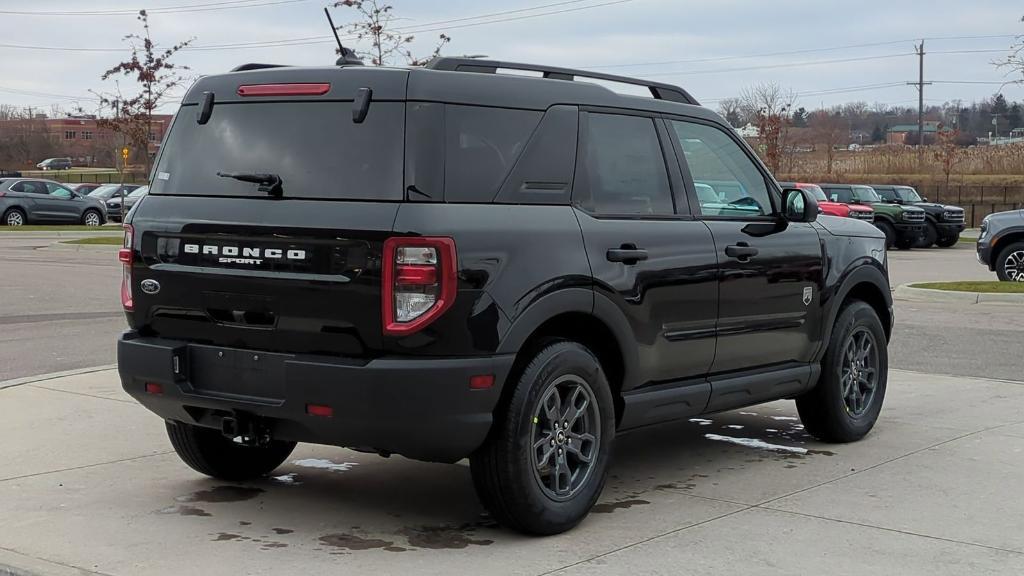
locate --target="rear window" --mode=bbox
[151,102,405,200]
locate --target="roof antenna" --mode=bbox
[324,6,363,66]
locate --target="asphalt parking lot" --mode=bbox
[1,232,1023,575]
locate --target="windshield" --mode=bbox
[127,186,149,198]
[88,185,121,200]
[855,186,882,202]
[799,184,827,202]
[896,187,923,202]
[151,101,404,200]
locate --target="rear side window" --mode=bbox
[444,105,541,202]
[578,113,673,215]
[151,102,404,200]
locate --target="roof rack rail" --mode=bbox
[230,63,291,72]
[425,57,699,105]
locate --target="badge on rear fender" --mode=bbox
[802,286,813,306]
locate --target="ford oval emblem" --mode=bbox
[140,279,161,295]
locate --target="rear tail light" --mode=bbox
[119,224,134,311]
[382,237,457,336]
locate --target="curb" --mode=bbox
[893,284,1024,304]
[0,548,103,576]
[0,365,117,391]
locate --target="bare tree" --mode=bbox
[716,97,745,128]
[94,10,193,175]
[933,122,961,187]
[997,16,1024,83]
[809,109,847,174]
[740,82,796,173]
[332,0,450,66]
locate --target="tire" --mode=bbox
[935,234,959,248]
[81,209,103,227]
[470,341,615,535]
[916,221,937,248]
[995,241,1024,282]
[796,301,888,443]
[875,221,895,249]
[166,420,296,481]
[3,208,26,227]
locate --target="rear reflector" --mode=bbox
[306,404,334,418]
[120,225,134,311]
[145,382,163,395]
[237,83,330,97]
[469,374,495,390]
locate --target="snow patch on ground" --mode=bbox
[704,434,808,455]
[688,418,713,425]
[738,412,758,416]
[272,473,299,484]
[724,424,744,429]
[771,416,799,421]
[292,459,359,473]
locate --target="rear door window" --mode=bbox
[578,112,674,215]
[12,181,48,194]
[151,102,405,200]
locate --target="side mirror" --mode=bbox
[922,197,929,202]
[782,188,818,223]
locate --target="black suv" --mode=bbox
[870,184,965,248]
[117,58,893,535]
[978,208,1024,281]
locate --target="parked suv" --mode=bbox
[871,185,965,248]
[977,209,1024,281]
[778,182,873,222]
[819,184,924,249]
[0,178,106,226]
[117,58,893,535]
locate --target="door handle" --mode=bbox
[607,244,648,264]
[725,243,759,261]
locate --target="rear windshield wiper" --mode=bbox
[216,171,283,197]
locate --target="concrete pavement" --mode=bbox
[1,368,1022,575]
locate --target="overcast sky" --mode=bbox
[0,0,1021,115]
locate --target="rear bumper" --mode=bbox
[118,332,514,463]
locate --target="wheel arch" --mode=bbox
[817,265,892,363]
[1,203,29,224]
[496,288,636,425]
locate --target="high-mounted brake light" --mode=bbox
[382,237,457,336]
[237,83,331,97]
[120,224,134,311]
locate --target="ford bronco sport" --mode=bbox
[117,58,893,535]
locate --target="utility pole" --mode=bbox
[907,41,932,168]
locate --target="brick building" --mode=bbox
[0,114,172,168]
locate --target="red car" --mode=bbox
[779,182,874,222]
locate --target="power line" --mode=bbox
[185,0,635,51]
[0,0,313,16]
[0,0,633,52]
[640,52,915,78]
